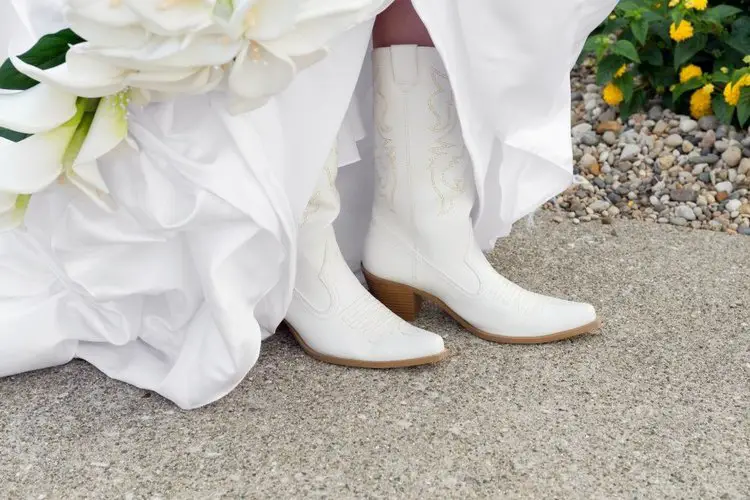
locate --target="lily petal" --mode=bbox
[0,191,16,213]
[0,84,78,134]
[82,34,243,70]
[0,135,72,193]
[11,48,127,98]
[66,9,150,49]
[228,42,295,105]
[68,161,116,212]
[75,93,129,165]
[243,0,303,41]
[122,0,214,36]
[130,66,225,95]
[0,102,82,193]
[65,0,141,27]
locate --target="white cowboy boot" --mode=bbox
[286,146,447,367]
[363,46,601,343]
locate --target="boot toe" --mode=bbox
[369,324,446,362]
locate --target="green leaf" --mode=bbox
[672,78,705,102]
[620,89,647,120]
[641,45,664,66]
[596,55,626,86]
[642,11,663,23]
[0,127,30,142]
[0,28,84,90]
[632,18,650,46]
[616,73,635,102]
[616,1,641,14]
[726,18,750,55]
[671,10,684,26]
[674,34,708,70]
[582,36,602,55]
[613,39,641,62]
[651,66,677,88]
[710,71,731,84]
[712,94,735,125]
[738,87,750,128]
[705,5,742,23]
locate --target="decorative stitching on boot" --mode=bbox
[426,67,467,216]
[374,64,398,212]
[340,292,399,337]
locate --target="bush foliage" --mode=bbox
[583,0,750,126]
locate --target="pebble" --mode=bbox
[670,217,689,226]
[722,146,742,168]
[689,154,719,165]
[670,188,697,203]
[589,200,611,213]
[675,205,697,221]
[602,130,617,145]
[580,153,597,169]
[679,120,698,133]
[726,199,742,212]
[700,130,716,150]
[665,134,683,148]
[572,123,593,139]
[715,181,734,194]
[557,68,750,236]
[698,116,719,131]
[620,144,640,161]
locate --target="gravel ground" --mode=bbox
[552,62,750,236]
[1,213,748,499]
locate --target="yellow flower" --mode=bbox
[603,82,624,106]
[690,85,713,119]
[615,64,628,78]
[609,14,617,20]
[720,67,729,74]
[685,0,707,10]
[679,64,703,83]
[655,2,662,7]
[670,20,694,42]
[669,0,680,6]
[724,82,740,106]
[724,75,750,106]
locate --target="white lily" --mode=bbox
[122,0,215,36]
[65,8,150,49]
[64,93,130,210]
[11,46,128,98]
[79,34,243,71]
[0,83,77,134]
[0,102,84,194]
[0,94,129,217]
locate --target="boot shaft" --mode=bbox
[372,46,476,256]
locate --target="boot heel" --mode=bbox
[364,269,423,321]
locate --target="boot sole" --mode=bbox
[285,323,449,368]
[363,269,602,344]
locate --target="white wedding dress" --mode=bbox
[0,0,617,409]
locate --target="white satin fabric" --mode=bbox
[0,0,617,408]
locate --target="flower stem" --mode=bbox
[62,98,100,170]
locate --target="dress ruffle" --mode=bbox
[0,0,618,408]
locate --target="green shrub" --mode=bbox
[583,0,750,126]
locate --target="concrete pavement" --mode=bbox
[1,214,748,498]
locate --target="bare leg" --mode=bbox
[373,0,434,48]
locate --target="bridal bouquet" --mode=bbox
[0,0,386,229]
